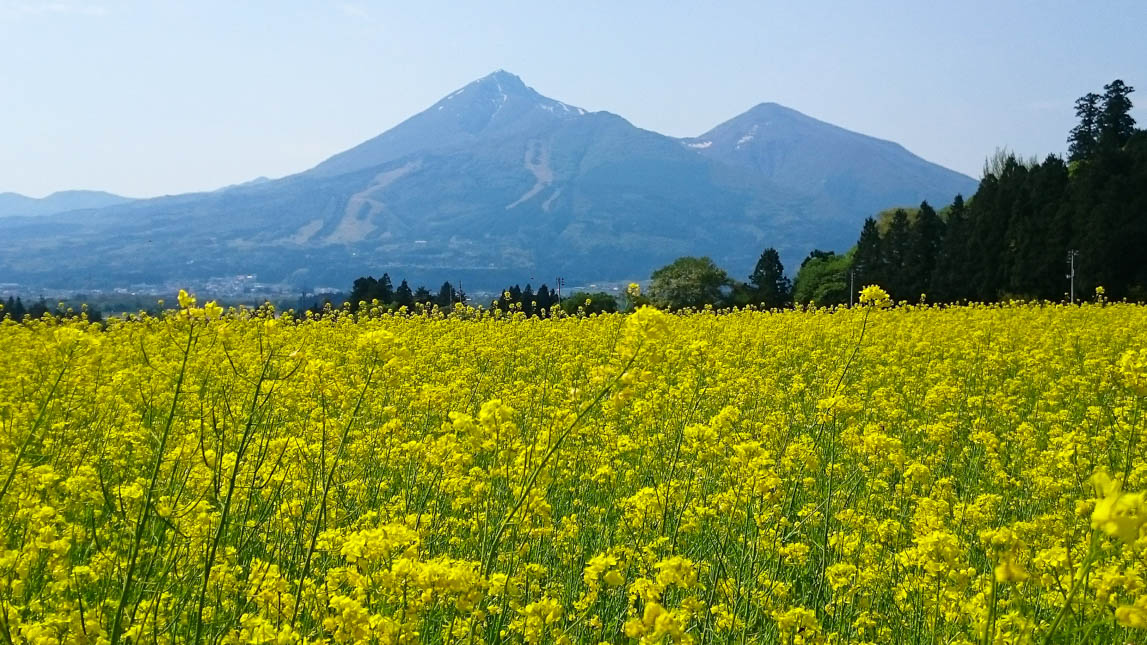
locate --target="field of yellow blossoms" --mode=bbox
[2,288,1147,644]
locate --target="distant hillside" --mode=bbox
[0,71,976,291]
[0,190,134,218]
[681,102,977,221]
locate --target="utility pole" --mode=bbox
[1067,249,1079,304]
[849,270,855,307]
[556,277,565,309]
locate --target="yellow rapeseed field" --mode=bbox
[2,288,1147,644]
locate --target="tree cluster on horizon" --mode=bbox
[346,273,466,312]
[794,79,1146,305]
[2,296,103,323]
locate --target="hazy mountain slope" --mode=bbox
[0,190,134,218]
[682,102,978,219]
[0,72,976,292]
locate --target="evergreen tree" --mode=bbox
[395,280,414,308]
[536,285,553,315]
[906,201,945,299]
[434,281,458,308]
[1005,155,1071,299]
[521,284,535,317]
[748,247,792,308]
[28,298,49,319]
[413,285,433,305]
[378,273,395,304]
[1098,80,1136,149]
[3,296,18,320]
[852,218,885,291]
[931,195,971,302]
[349,276,378,310]
[883,209,912,299]
[1068,93,1101,162]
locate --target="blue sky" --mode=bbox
[2,0,1144,197]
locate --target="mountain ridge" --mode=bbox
[0,190,135,218]
[0,70,977,292]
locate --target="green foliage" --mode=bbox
[560,291,619,315]
[648,256,732,310]
[793,249,852,306]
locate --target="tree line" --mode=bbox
[2,296,104,323]
[345,274,466,312]
[795,78,1145,305]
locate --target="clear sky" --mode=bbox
[2,0,1144,198]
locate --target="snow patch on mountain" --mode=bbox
[736,125,759,149]
[506,141,554,210]
[283,218,324,245]
[325,160,421,244]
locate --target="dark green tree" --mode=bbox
[535,285,554,315]
[882,209,912,299]
[395,280,414,308]
[906,201,945,299]
[1068,93,1102,162]
[852,218,885,290]
[560,292,619,315]
[28,298,49,319]
[434,281,459,308]
[748,247,792,308]
[413,285,433,306]
[349,276,378,311]
[1098,80,1136,149]
[378,273,395,304]
[930,195,971,301]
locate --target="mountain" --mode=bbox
[0,71,977,293]
[0,190,134,218]
[681,103,977,222]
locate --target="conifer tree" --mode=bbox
[852,218,885,291]
[906,201,944,299]
[1068,93,1101,162]
[1098,80,1136,149]
[748,247,792,308]
[395,280,414,308]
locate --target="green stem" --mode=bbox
[0,354,72,505]
[481,352,638,577]
[1042,531,1099,645]
[191,351,273,645]
[985,571,998,645]
[290,363,376,628]
[109,324,195,645]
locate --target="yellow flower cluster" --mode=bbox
[1,296,1146,643]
